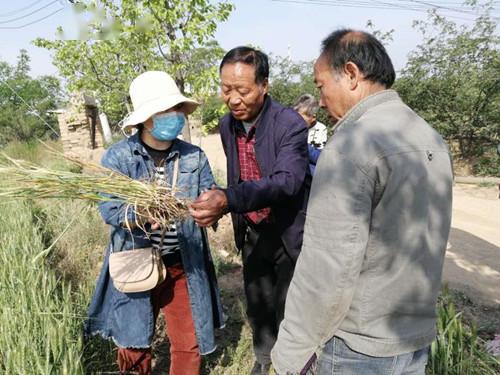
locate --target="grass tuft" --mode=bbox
[427,287,500,374]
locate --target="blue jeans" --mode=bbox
[316,337,429,375]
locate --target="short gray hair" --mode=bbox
[293,94,319,117]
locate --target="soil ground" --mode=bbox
[444,184,500,306]
[193,133,227,176]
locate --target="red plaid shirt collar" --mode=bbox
[235,120,271,225]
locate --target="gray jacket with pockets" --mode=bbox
[271,90,453,374]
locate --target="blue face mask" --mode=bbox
[150,112,185,141]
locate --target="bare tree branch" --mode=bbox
[156,36,173,62]
[88,58,113,89]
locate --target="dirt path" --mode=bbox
[193,133,226,175]
[444,184,500,306]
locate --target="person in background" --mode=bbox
[293,94,325,175]
[272,29,454,375]
[295,93,328,149]
[189,46,310,375]
[85,71,223,375]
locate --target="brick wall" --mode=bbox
[57,94,105,162]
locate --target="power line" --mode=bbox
[0,0,42,18]
[0,78,60,137]
[0,7,65,30]
[272,0,496,12]
[0,0,60,25]
[396,0,499,16]
[271,0,492,21]
[272,0,425,11]
[408,0,495,15]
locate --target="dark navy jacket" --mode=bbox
[220,96,311,261]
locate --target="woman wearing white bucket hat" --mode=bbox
[85,71,224,375]
[121,70,198,137]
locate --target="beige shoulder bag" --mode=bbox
[109,156,179,293]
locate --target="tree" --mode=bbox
[394,1,499,159]
[268,55,331,127]
[0,50,62,145]
[269,55,314,107]
[34,0,234,140]
[200,94,226,134]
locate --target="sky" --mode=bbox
[0,0,484,79]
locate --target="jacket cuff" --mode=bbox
[271,347,299,375]
[271,340,318,375]
[222,187,238,213]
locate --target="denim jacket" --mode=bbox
[84,133,224,354]
[272,90,453,373]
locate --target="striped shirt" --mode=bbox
[139,138,181,261]
[151,165,181,257]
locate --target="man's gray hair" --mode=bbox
[293,94,319,117]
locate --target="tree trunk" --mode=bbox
[458,138,466,157]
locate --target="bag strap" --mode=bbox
[171,154,180,191]
[158,155,180,244]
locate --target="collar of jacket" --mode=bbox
[126,131,181,161]
[333,89,401,135]
[254,95,273,146]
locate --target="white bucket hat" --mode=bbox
[121,71,198,130]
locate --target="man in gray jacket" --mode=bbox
[271,29,453,374]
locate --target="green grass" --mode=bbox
[473,154,500,178]
[427,289,500,374]
[0,141,114,373]
[478,181,498,188]
[0,198,117,373]
[0,200,87,373]
[2,140,81,173]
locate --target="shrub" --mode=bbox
[200,95,226,134]
[473,154,500,177]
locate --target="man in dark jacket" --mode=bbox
[190,46,310,374]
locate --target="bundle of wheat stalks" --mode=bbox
[0,153,187,231]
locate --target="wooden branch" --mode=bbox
[156,36,172,62]
[148,2,177,42]
[88,58,113,89]
[179,11,193,37]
